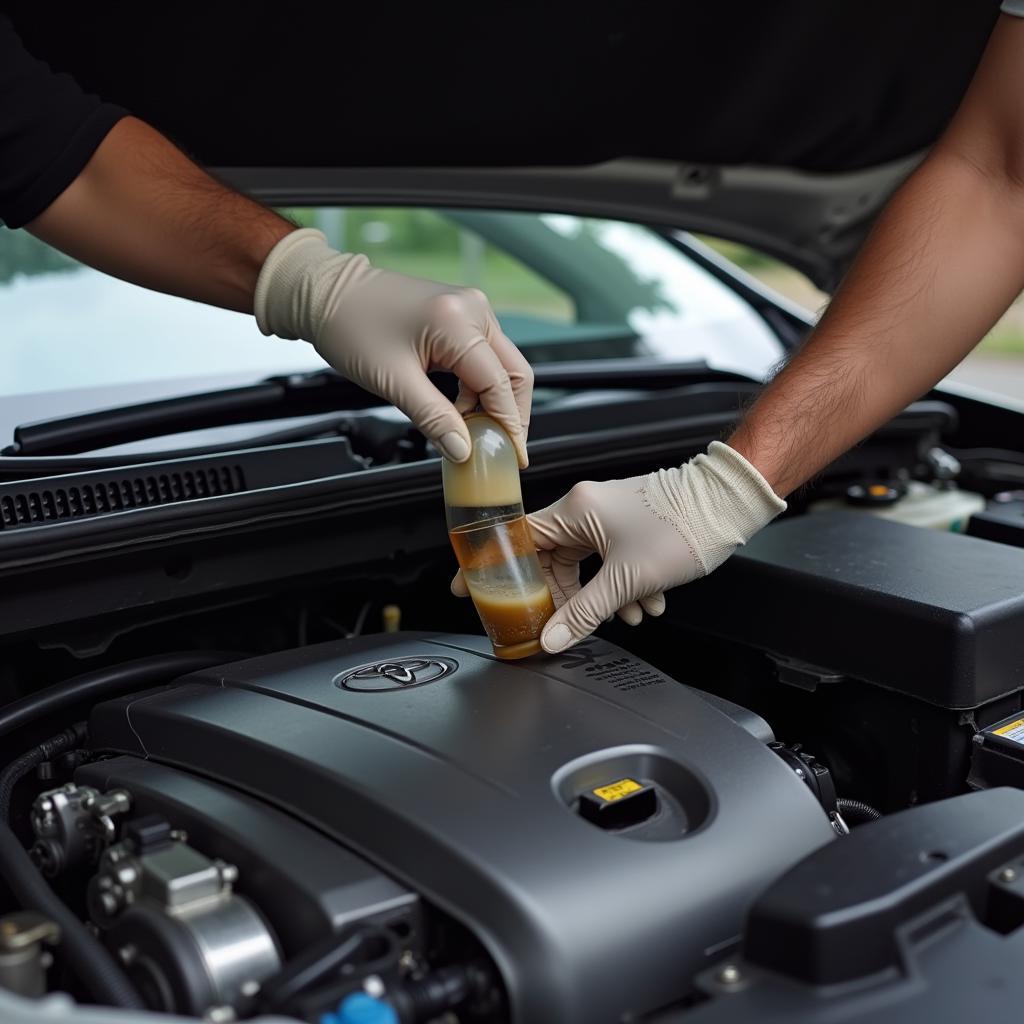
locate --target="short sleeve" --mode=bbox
[1002,1,1024,17]
[0,14,128,228]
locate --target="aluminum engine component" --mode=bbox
[74,757,423,959]
[30,783,131,876]
[0,914,59,998]
[88,817,281,1015]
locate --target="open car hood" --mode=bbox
[7,1,1000,290]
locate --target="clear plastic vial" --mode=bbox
[443,413,555,659]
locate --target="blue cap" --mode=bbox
[330,993,399,1024]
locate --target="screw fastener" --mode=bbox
[363,975,386,998]
[98,892,120,916]
[999,867,1018,883]
[717,964,743,986]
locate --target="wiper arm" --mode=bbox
[4,361,738,457]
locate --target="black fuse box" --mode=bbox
[668,511,1024,710]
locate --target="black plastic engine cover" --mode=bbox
[88,633,834,1024]
[669,511,1024,710]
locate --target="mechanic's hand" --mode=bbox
[452,442,785,652]
[254,228,533,466]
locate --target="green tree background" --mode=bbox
[0,230,77,284]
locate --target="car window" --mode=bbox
[1,208,784,399]
[697,235,1024,405]
[696,236,828,314]
[283,208,575,324]
[943,299,1024,403]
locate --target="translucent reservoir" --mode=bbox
[443,414,555,659]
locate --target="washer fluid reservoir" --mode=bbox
[443,414,555,659]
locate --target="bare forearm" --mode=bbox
[26,117,292,313]
[728,15,1024,498]
[730,154,1024,495]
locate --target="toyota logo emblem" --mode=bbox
[334,656,458,692]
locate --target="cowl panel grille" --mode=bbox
[0,465,245,530]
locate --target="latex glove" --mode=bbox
[254,228,533,466]
[450,441,785,653]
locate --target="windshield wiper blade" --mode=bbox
[4,361,737,457]
[2,371,379,457]
[530,358,741,390]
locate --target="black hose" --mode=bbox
[259,926,396,1013]
[392,964,485,1021]
[0,820,143,1008]
[837,797,882,825]
[0,723,86,822]
[0,651,246,740]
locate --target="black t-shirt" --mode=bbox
[0,14,126,228]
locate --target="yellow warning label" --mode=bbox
[592,778,643,803]
[993,718,1024,743]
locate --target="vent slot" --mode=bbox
[0,464,245,530]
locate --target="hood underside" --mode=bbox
[6,2,1001,288]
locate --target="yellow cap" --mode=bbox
[442,414,523,515]
[381,604,401,633]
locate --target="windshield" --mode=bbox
[1,207,783,400]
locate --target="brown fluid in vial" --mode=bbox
[470,587,556,657]
[449,515,555,658]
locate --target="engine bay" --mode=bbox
[4,388,1024,1023]
[77,634,835,1022]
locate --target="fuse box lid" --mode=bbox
[669,511,1024,709]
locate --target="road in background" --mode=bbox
[944,354,1024,402]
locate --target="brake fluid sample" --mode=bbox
[443,413,555,659]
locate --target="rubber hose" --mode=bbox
[0,651,247,740]
[0,819,143,1007]
[0,723,86,821]
[837,797,882,825]
[260,926,394,1011]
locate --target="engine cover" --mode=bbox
[89,633,834,1023]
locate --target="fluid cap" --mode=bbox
[325,992,399,1024]
[442,413,522,523]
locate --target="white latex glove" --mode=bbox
[254,228,533,466]
[451,441,785,653]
